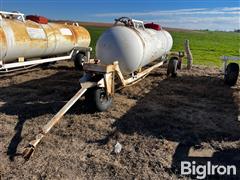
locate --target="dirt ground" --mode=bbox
[0,61,239,179]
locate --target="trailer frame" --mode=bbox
[22,51,184,160]
[0,47,92,73]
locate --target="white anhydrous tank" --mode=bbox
[96,25,173,74]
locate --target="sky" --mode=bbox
[1,0,240,31]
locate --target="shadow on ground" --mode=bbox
[100,74,240,179]
[0,70,87,161]
[1,66,239,179]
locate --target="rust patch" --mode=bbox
[48,23,77,43]
[25,20,42,28]
[47,23,90,47]
[5,19,29,42]
[43,24,59,51]
[68,25,91,47]
[1,19,90,60]
[5,19,47,51]
[0,28,7,48]
[43,23,60,38]
[29,40,47,49]
[61,24,77,43]
[6,19,46,45]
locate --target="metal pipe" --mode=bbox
[0,50,74,70]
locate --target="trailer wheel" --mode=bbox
[74,53,85,71]
[167,58,178,77]
[85,88,113,112]
[224,63,239,86]
[177,59,182,70]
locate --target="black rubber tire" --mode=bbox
[74,53,85,71]
[167,58,178,77]
[224,63,239,86]
[85,88,113,112]
[177,59,182,70]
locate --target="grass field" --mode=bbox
[86,26,240,67]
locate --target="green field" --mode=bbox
[86,26,240,67]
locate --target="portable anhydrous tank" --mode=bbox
[0,12,90,64]
[96,18,173,74]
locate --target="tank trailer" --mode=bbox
[0,11,91,72]
[22,17,184,159]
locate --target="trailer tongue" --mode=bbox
[22,81,96,160]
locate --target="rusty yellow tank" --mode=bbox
[0,12,90,63]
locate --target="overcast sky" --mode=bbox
[1,0,240,31]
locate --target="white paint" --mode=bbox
[60,28,72,36]
[0,52,74,70]
[27,27,46,39]
[96,25,172,74]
